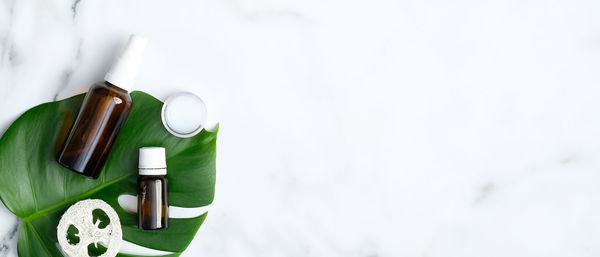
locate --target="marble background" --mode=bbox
[2,0,600,256]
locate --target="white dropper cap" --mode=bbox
[104,34,148,91]
[138,147,167,175]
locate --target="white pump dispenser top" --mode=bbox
[104,34,147,91]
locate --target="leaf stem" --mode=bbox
[22,173,132,222]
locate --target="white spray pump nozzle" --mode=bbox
[104,34,147,91]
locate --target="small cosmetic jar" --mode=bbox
[161,92,208,138]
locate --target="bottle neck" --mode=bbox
[140,174,167,178]
[105,81,129,93]
[139,168,167,176]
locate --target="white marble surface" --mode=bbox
[2,0,600,256]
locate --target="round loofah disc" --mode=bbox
[57,199,122,257]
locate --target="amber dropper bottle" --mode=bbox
[138,147,169,230]
[57,35,147,179]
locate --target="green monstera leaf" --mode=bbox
[0,91,217,257]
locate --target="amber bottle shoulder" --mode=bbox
[88,81,133,104]
[138,175,168,181]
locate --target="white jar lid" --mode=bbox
[161,92,208,138]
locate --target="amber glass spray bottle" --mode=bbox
[138,147,169,230]
[57,35,147,179]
